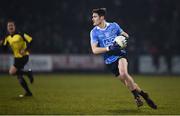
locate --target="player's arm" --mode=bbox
[0,38,8,51]
[23,33,33,51]
[19,33,33,55]
[90,30,120,55]
[114,22,129,39]
[91,42,121,55]
[91,43,108,54]
[121,31,129,38]
[90,31,108,54]
[20,33,33,51]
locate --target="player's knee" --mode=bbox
[119,71,128,80]
[9,71,13,75]
[118,75,125,81]
[9,70,16,75]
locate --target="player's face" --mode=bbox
[92,13,104,26]
[7,22,16,34]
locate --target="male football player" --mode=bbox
[90,8,157,109]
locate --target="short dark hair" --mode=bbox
[7,19,16,25]
[92,8,106,17]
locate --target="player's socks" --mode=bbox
[26,69,34,84]
[138,90,147,97]
[139,90,157,109]
[132,89,140,98]
[17,69,34,84]
[17,75,32,95]
[131,89,143,107]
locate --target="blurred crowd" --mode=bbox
[0,0,180,55]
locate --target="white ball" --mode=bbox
[114,36,127,48]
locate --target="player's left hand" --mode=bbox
[121,38,128,47]
[19,49,26,55]
[121,35,129,46]
[107,42,121,51]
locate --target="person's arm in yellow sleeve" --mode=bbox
[19,33,33,55]
[0,37,9,52]
[23,33,33,50]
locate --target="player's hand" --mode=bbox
[19,49,26,55]
[121,35,129,46]
[107,42,121,51]
[121,38,128,47]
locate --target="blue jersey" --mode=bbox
[90,22,127,64]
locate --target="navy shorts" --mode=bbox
[14,55,29,70]
[106,56,127,77]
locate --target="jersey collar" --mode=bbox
[96,22,110,30]
[7,31,19,37]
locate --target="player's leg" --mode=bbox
[9,65,17,75]
[117,58,143,107]
[118,58,137,91]
[118,58,157,109]
[137,87,157,109]
[9,65,32,96]
[16,56,34,84]
[119,76,142,92]
[16,69,34,84]
[9,64,33,78]
[120,78,152,100]
[13,57,33,96]
[17,72,32,96]
[120,73,158,109]
[119,77,142,93]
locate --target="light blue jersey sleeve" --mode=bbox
[114,22,123,36]
[90,30,98,44]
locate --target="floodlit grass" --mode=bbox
[0,74,180,115]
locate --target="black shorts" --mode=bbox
[14,55,29,70]
[106,56,127,77]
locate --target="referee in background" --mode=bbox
[0,19,34,97]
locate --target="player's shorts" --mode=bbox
[14,55,29,70]
[106,55,127,77]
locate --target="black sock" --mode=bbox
[16,70,30,76]
[17,75,31,93]
[131,89,139,99]
[139,90,148,99]
[16,70,23,75]
[139,90,145,96]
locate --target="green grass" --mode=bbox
[0,74,180,115]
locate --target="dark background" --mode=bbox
[0,0,179,55]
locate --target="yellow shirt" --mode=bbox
[3,33,32,58]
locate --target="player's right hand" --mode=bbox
[107,42,121,51]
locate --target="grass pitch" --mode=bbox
[0,74,180,115]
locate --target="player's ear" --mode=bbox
[100,16,105,20]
